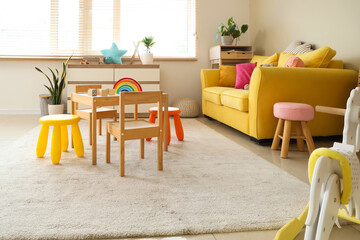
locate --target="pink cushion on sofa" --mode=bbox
[235,62,257,89]
[273,102,314,121]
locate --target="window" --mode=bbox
[0,0,197,58]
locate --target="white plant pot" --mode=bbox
[141,53,154,64]
[221,36,233,45]
[48,104,64,115]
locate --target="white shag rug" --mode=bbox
[0,119,309,240]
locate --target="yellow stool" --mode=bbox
[36,114,84,164]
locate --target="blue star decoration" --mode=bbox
[101,42,127,64]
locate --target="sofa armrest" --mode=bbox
[201,69,220,89]
[248,67,358,140]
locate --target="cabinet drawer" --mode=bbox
[68,69,113,81]
[114,69,160,82]
[221,51,252,59]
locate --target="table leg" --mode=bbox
[164,94,169,151]
[36,124,49,158]
[61,125,68,152]
[51,125,61,164]
[92,102,97,165]
[72,123,84,157]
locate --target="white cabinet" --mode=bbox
[66,64,160,115]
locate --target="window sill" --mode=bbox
[0,55,197,62]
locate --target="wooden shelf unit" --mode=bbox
[209,45,253,68]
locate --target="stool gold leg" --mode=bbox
[51,125,61,164]
[281,120,292,158]
[301,121,315,154]
[173,114,184,141]
[72,124,84,157]
[36,124,49,158]
[271,119,284,150]
[61,125,68,152]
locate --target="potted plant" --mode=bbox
[215,17,248,45]
[35,56,71,115]
[140,36,155,64]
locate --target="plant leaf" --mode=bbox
[241,24,248,33]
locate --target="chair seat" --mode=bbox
[274,102,314,121]
[111,120,156,130]
[39,114,80,125]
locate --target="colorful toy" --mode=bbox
[113,77,142,94]
[108,89,116,95]
[285,56,305,67]
[100,42,127,64]
[100,89,108,96]
[88,89,97,96]
[274,87,360,240]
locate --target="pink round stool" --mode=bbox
[271,102,315,158]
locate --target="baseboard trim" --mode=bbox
[0,109,40,115]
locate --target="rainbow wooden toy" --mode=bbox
[113,77,142,94]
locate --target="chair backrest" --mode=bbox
[75,84,102,93]
[118,91,163,128]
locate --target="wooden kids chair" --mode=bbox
[106,91,166,177]
[74,85,117,145]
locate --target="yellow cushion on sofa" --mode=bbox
[262,53,280,66]
[221,89,249,112]
[203,87,233,105]
[278,46,336,68]
[219,65,236,87]
[250,55,269,65]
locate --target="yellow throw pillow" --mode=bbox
[262,53,280,66]
[219,65,236,87]
[250,55,269,65]
[278,46,336,68]
[297,46,336,68]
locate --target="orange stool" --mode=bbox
[146,107,184,144]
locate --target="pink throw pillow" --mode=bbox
[235,62,257,89]
[285,56,305,67]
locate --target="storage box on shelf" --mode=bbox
[66,64,160,117]
[209,45,253,68]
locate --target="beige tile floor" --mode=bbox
[1,115,360,240]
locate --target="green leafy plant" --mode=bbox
[215,17,248,41]
[141,36,155,53]
[35,56,71,105]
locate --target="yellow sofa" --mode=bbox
[201,57,358,141]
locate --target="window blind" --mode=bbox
[0,0,197,58]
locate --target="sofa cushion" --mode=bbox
[219,65,236,87]
[203,87,233,105]
[221,89,249,112]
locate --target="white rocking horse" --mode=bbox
[274,87,360,240]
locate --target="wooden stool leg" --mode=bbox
[281,120,292,158]
[51,125,62,164]
[146,113,157,141]
[89,118,92,146]
[271,118,284,150]
[106,123,111,163]
[173,114,184,141]
[61,125,68,152]
[140,139,144,159]
[98,119,102,135]
[36,124,49,158]
[301,121,315,154]
[295,121,305,151]
[119,137,125,177]
[72,123,84,157]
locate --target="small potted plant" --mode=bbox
[35,56,71,115]
[141,36,155,64]
[215,17,248,45]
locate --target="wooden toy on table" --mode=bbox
[274,87,360,240]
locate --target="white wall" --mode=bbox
[249,0,360,70]
[0,0,250,114]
